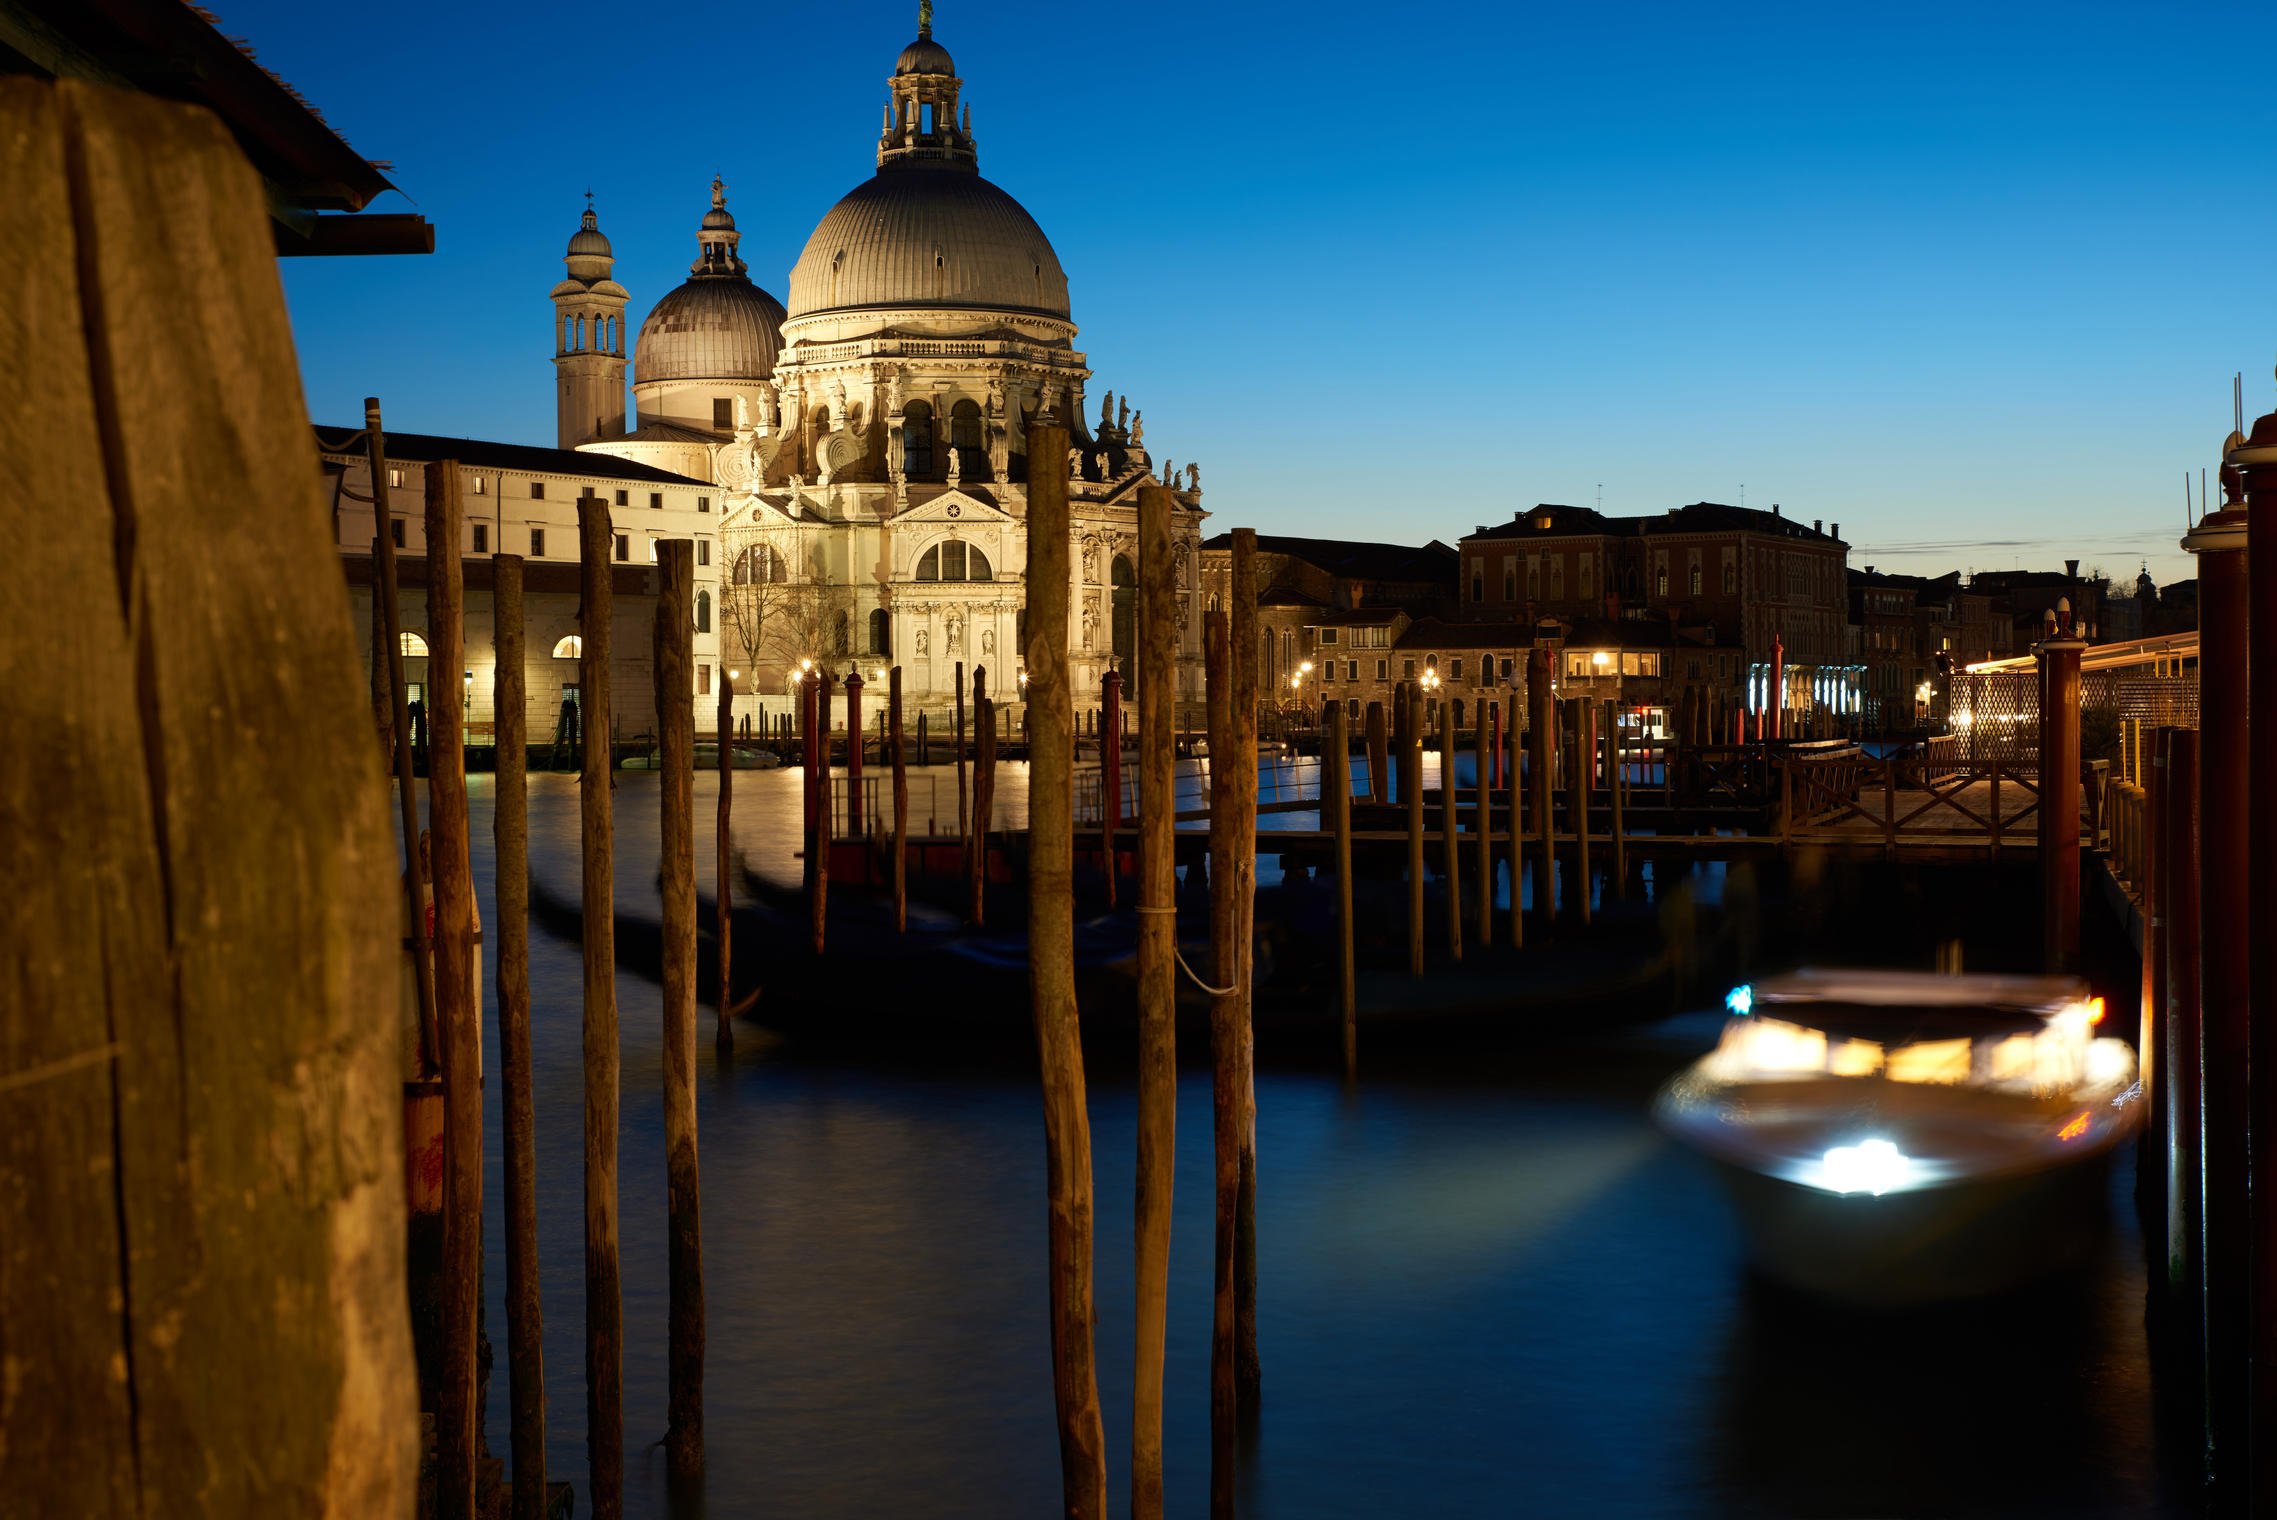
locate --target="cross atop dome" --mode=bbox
[882,13,974,170]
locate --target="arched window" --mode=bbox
[695,589,711,634]
[733,545,787,585]
[902,400,934,477]
[1110,554,1136,671]
[915,539,992,582]
[950,398,983,476]
[1689,563,1703,597]
[869,607,890,656]
[398,631,429,657]
[553,635,583,658]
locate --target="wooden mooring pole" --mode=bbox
[1103,666,1124,906]
[654,542,704,1479]
[2186,490,2250,1494]
[1203,609,1240,1517]
[1475,704,1492,949]
[1023,421,1106,1518]
[1441,705,1461,962]
[1527,649,1553,933]
[892,667,909,933]
[716,663,735,1049]
[814,670,834,955]
[2164,727,2205,1353]
[970,666,994,926]
[2036,619,2085,972]
[844,670,865,834]
[493,555,547,1520]
[426,463,481,1520]
[1505,694,1523,947]
[1606,702,1627,899]
[1228,528,1261,1414]
[1366,698,1388,805]
[576,489,623,1520]
[1406,682,1425,976]
[956,658,969,838]
[1132,484,1178,1520]
[2232,421,2277,1498]
[1572,697,1593,927]
[1332,700,1357,1078]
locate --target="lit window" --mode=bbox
[553,635,583,658]
[473,476,487,495]
[388,468,403,488]
[398,632,429,657]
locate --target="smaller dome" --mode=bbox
[702,206,736,232]
[895,34,954,75]
[635,278,787,384]
[567,207,611,257]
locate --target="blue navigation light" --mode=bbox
[1726,984,1754,1016]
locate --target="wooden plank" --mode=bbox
[11,76,416,1515]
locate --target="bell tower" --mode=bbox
[552,195,629,448]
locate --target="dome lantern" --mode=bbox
[878,2,975,172]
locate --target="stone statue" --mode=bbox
[1099,391,1114,430]
[1081,604,1097,650]
[987,378,1004,417]
[981,628,995,655]
[1117,398,1130,432]
[1188,463,1201,491]
[946,613,963,652]
[946,446,962,487]
[886,366,904,414]
[1094,452,1108,477]
[1067,447,1083,481]
[733,394,750,430]
[827,379,848,428]
[1162,459,1175,489]
[915,628,929,656]
[1131,409,1143,444]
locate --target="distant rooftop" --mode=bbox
[315,425,710,486]
[1201,533,1458,584]
[1469,502,1843,545]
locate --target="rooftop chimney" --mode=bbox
[1813,519,1822,534]
[2065,558,2078,578]
[1831,522,1840,541]
[1773,503,1782,516]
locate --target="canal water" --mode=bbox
[461,764,2178,1518]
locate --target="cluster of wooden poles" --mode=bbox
[2111,433,2277,1513]
[361,400,725,1518]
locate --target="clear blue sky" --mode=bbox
[252,0,2275,588]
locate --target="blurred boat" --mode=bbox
[1654,970,2142,1306]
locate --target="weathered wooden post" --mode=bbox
[1332,699,1357,1076]
[575,489,623,1519]
[2229,422,2277,1487]
[1476,703,1493,947]
[2140,727,2169,1259]
[653,542,705,1480]
[493,554,547,1520]
[918,708,928,767]
[1020,422,1106,1517]
[424,463,481,1520]
[2036,612,2085,971]
[1202,608,1241,1514]
[1441,707,1461,962]
[716,663,735,1050]
[844,669,865,837]
[364,401,439,1077]
[1528,648,1554,933]
[970,666,994,925]
[801,669,818,890]
[1571,697,1593,927]
[2187,473,2252,1493]
[1132,485,1178,1520]
[1606,702,1628,897]
[956,657,969,838]
[2165,727,2205,1344]
[1366,698,1388,805]
[1103,665,1124,906]
[891,667,909,933]
[1228,529,1262,1414]
[1407,682,1426,977]
[1505,692,1523,947]
[814,669,835,954]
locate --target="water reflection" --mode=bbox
[451,770,2169,1518]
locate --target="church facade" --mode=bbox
[559,16,1209,717]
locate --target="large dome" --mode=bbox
[635,277,787,383]
[786,165,1071,321]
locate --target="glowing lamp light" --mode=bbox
[1725,984,1754,1017]
[1593,650,1610,667]
[2087,996,2106,1025]
[1818,1138,1914,1196]
[2057,1112,2091,1142]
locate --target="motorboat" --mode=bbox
[1653,970,2142,1306]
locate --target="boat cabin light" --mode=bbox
[1726,984,1753,1017]
[1818,1138,1915,1196]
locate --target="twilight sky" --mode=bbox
[255,0,2275,587]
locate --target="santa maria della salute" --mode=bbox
[327,11,1204,733]
[552,11,1203,719]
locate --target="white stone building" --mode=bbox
[567,15,1209,718]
